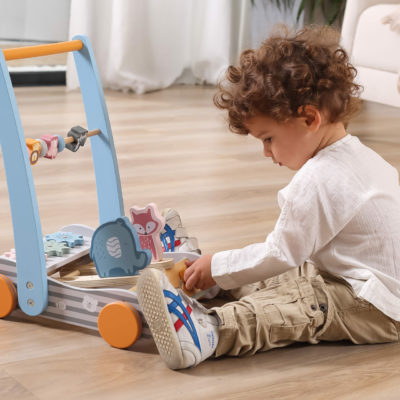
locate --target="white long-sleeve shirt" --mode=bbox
[212,134,400,321]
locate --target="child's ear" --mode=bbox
[298,105,321,132]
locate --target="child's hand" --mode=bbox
[184,254,216,291]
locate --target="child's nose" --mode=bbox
[263,147,272,158]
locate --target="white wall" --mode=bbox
[0,0,71,42]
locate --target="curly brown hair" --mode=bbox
[213,25,362,135]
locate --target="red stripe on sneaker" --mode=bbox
[164,240,181,251]
[174,305,192,331]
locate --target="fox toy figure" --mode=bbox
[130,203,165,261]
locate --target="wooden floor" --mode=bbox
[1,85,400,399]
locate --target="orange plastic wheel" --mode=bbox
[98,301,142,349]
[0,274,17,318]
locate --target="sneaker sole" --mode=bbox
[137,269,184,369]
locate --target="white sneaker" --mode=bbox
[137,268,219,369]
[161,208,201,254]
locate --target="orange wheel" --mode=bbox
[0,274,17,318]
[98,301,142,349]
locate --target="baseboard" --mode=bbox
[10,70,66,86]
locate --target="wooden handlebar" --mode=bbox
[2,40,83,61]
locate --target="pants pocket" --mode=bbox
[266,295,325,346]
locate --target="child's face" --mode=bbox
[245,114,321,171]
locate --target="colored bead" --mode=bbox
[37,139,48,157]
[66,126,88,152]
[25,138,42,165]
[40,134,59,159]
[56,134,65,153]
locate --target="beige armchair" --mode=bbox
[341,0,400,107]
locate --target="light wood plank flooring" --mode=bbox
[1,85,400,399]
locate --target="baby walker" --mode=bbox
[0,36,199,349]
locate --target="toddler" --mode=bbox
[137,26,400,370]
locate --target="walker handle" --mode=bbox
[2,40,83,61]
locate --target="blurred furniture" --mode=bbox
[341,0,400,107]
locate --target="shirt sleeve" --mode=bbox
[211,162,368,289]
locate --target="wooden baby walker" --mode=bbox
[0,36,200,349]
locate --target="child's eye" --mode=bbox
[263,137,272,143]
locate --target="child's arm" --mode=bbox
[184,254,216,290]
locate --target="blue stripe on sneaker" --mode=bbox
[163,289,201,351]
[160,224,176,252]
[168,306,200,349]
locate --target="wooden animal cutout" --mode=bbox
[90,216,152,277]
[130,203,165,261]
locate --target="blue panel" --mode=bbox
[72,35,124,224]
[90,217,151,277]
[0,53,48,316]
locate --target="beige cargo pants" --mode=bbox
[212,263,400,357]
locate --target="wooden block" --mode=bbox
[45,231,84,248]
[163,258,187,288]
[53,256,95,278]
[55,274,139,288]
[149,258,174,270]
[182,283,197,297]
[162,258,199,297]
[60,270,80,279]
[44,240,70,257]
[178,268,185,281]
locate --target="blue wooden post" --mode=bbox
[72,35,124,223]
[0,53,48,316]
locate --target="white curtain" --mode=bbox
[251,0,304,49]
[67,0,251,93]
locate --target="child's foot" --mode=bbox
[137,268,219,369]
